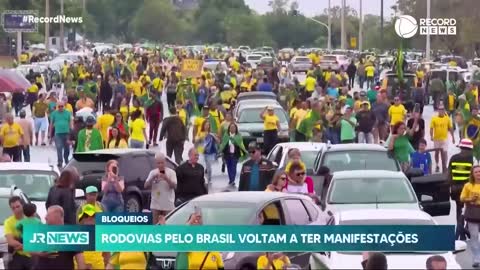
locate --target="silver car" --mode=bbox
[289,56,312,73]
[151,192,331,270]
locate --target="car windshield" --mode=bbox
[260,58,273,63]
[166,201,256,225]
[300,150,319,169]
[238,108,287,123]
[322,150,399,173]
[0,198,11,225]
[328,177,417,204]
[322,56,337,61]
[248,55,262,60]
[0,171,56,201]
[295,58,310,63]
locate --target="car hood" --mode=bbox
[311,252,460,269]
[326,203,420,213]
[238,122,288,133]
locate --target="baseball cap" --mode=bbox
[248,142,261,152]
[86,116,96,125]
[86,186,98,194]
[458,138,474,149]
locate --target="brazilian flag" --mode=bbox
[396,42,404,84]
[460,102,480,159]
[296,109,321,140]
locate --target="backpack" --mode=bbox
[203,134,217,155]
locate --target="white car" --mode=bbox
[309,209,465,269]
[267,142,326,173]
[0,163,59,223]
[323,170,451,218]
[319,54,349,71]
[246,54,263,69]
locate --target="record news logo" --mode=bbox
[29,232,89,245]
[395,15,456,38]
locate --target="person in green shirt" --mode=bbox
[15,203,41,243]
[367,86,378,104]
[340,106,357,143]
[76,116,104,153]
[387,121,415,171]
[49,101,72,168]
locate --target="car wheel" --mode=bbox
[240,264,255,270]
[125,193,142,212]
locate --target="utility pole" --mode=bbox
[359,0,363,51]
[426,0,431,60]
[341,0,346,49]
[380,0,384,50]
[45,0,50,54]
[83,0,86,47]
[59,0,65,53]
[327,0,331,51]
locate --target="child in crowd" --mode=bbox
[16,203,42,243]
[410,138,432,175]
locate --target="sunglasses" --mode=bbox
[296,172,306,177]
[58,105,64,108]
[280,176,287,180]
[249,151,256,154]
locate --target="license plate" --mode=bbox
[257,137,264,143]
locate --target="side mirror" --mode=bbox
[317,166,330,176]
[75,188,85,199]
[454,240,467,254]
[421,194,433,202]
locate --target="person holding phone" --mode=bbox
[101,160,125,213]
[145,153,177,224]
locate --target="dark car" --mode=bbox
[65,149,177,212]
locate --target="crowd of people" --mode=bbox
[0,46,477,269]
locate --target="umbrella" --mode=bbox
[0,77,22,92]
[0,69,30,89]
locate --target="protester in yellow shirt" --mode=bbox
[460,166,480,205]
[96,110,115,146]
[257,253,291,270]
[430,105,454,172]
[388,97,407,126]
[261,106,280,154]
[304,75,317,93]
[176,101,188,126]
[0,114,24,162]
[4,196,31,262]
[193,107,209,137]
[106,252,147,270]
[128,110,147,148]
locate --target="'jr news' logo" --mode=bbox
[30,232,89,245]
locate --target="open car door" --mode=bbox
[410,172,451,216]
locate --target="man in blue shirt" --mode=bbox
[257,77,273,92]
[410,138,432,175]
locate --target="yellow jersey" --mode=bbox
[263,114,279,131]
[304,77,317,92]
[430,115,452,141]
[129,118,146,142]
[3,215,30,257]
[96,114,115,143]
[461,182,480,205]
[0,123,23,148]
[388,104,407,125]
[109,252,146,270]
[257,254,291,270]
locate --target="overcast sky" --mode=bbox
[244,0,397,17]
